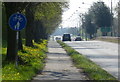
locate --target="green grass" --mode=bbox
[57,40,118,80]
[2,40,48,80]
[96,37,119,44]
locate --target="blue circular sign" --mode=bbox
[9,13,27,31]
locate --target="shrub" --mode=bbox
[2,40,47,80]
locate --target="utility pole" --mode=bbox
[118,1,120,37]
[81,15,84,40]
[81,17,83,39]
[111,0,113,36]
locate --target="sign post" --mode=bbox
[9,13,27,67]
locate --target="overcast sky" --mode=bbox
[61,0,119,28]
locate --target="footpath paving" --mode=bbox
[33,41,88,80]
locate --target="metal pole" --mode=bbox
[118,1,120,37]
[15,31,19,68]
[111,0,113,36]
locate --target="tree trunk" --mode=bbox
[6,28,17,61]
[33,20,40,43]
[95,33,97,39]
[5,3,17,62]
[25,5,34,47]
[102,32,107,36]
[89,34,92,39]
[18,31,23,50]
[33,20,46,41]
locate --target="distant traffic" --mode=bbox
[50,33,83,41]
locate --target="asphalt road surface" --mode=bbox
[65,40,119,79]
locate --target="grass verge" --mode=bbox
[2,40,47,80]
[57,40,118,80]
[96,37,119,44]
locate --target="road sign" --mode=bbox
[9,13,27,31]
[101,27,111,32]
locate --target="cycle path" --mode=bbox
[33,41,88,80]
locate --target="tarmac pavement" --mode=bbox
[65,40,119,79]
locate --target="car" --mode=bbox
[62,33,71,41]
[55,37,61,41]
[75,36,82,41]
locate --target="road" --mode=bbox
[64,40,119,79]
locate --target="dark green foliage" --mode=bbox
[3,2,68,62]
[24,2,68,46]
[90,1,112,27]
[87,1,112,36]
[83,13,97,39]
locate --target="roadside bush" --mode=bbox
[2,40,47,80]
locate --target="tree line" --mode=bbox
[2,2,68,62]
[81,1,119,39]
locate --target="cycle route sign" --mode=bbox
[9,13,27,31]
